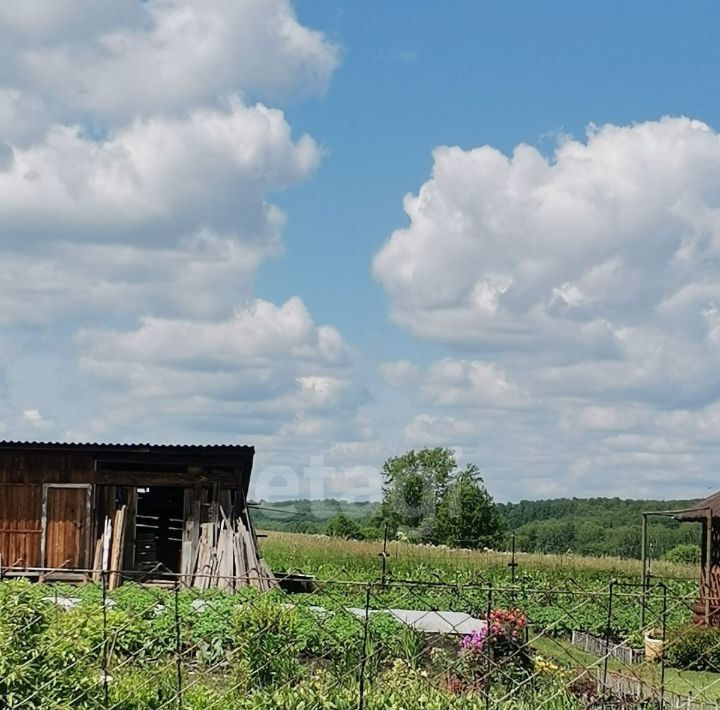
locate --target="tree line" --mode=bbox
[250,448,702,561]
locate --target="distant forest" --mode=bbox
[250,497,702,560]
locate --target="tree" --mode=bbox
[434,465,505,549]
[381,448,456,537]
[325,514,364,540]
[381,448,503,548]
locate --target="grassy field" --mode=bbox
[259,530,699,584]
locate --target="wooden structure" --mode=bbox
[674,494,720,626]
[0,441,275,590]
[641,494,719,626]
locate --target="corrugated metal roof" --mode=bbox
[674,491,720,522]
[0,441,254,454]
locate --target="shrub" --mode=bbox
[0,580,52,702]
[0,580,106,707]
[663,544,701,565]
[325,514,365,540]
[232,593,306,689]
[666,624,720,671]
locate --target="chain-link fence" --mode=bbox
[0,571,719,708]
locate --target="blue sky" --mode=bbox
[2,1,720,502]
[264,0,720,344]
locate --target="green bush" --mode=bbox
[232,593,306,689]
[0,580,52,703]
[0,580,105,708]
[666,624,720,671]
[663,544,701,565]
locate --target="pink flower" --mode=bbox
[461,627,488,652]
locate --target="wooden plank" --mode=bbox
[181,488,194,584]
[218,525,232,591]
[217,489,232,527]
[109,505,127,590]
[233,532,248,586]
[236,515,261,589]
[191,484,202,561]
[0,451,94,485]
[92,537,103,581]
[44,486,89,570]
[0,483,42,569]
[123,488,137,572]
[193,523,213,589]
[259,559,278,589]
[102,516,112,572]
[0,485,42,568]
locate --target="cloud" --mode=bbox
[0,99,320,324]
[75,297,368,453]
[374,118,720,498]
[0,100,319,245]
[422,358,528,409]
[374,117,720,350]
[21,408,54,429]
[79,297,351,372]
[0,0,339,123]
[374,118,720,400]
[0,0,381,491]
[378,360,420,387]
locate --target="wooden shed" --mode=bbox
[0,441,275,590]
[674,492,720,626]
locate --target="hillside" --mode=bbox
[249,496,702,559]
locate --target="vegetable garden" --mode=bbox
[1,532,719,708]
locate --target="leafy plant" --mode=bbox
[665,624,720,671]
[232,593,306,689]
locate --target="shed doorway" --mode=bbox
[134,487,184,573]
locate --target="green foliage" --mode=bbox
[434,465,505,549]
[503,497,701,559]
[0,580,108,708]
[253,494,703,561]
[665,624,720,671]
[0,568,697,708]
[325,513,365,539]
[381,448,503,549]
[249,499,381,535]
[663,544,701,565]
[0,581,52,704]
[381,448,457,534]
[232,593,307,689]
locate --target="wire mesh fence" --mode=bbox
[0,571,719,708]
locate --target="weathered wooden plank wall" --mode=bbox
[44,487,89,569]
[0,452,94,484]
[0,484,42,567]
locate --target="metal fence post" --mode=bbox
[660,583,667,710]
[357,583,372,710]
[601,579,615,709]
[508,534,518,604]
[101,569,110,709]
[484,582,493,709]
[380,524,388,587]
[175,584,183,710]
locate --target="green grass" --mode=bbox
[533,636,720,701]
[259,530,699,584]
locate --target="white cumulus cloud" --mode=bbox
[374,118,720,498]
[0,0,339,123]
